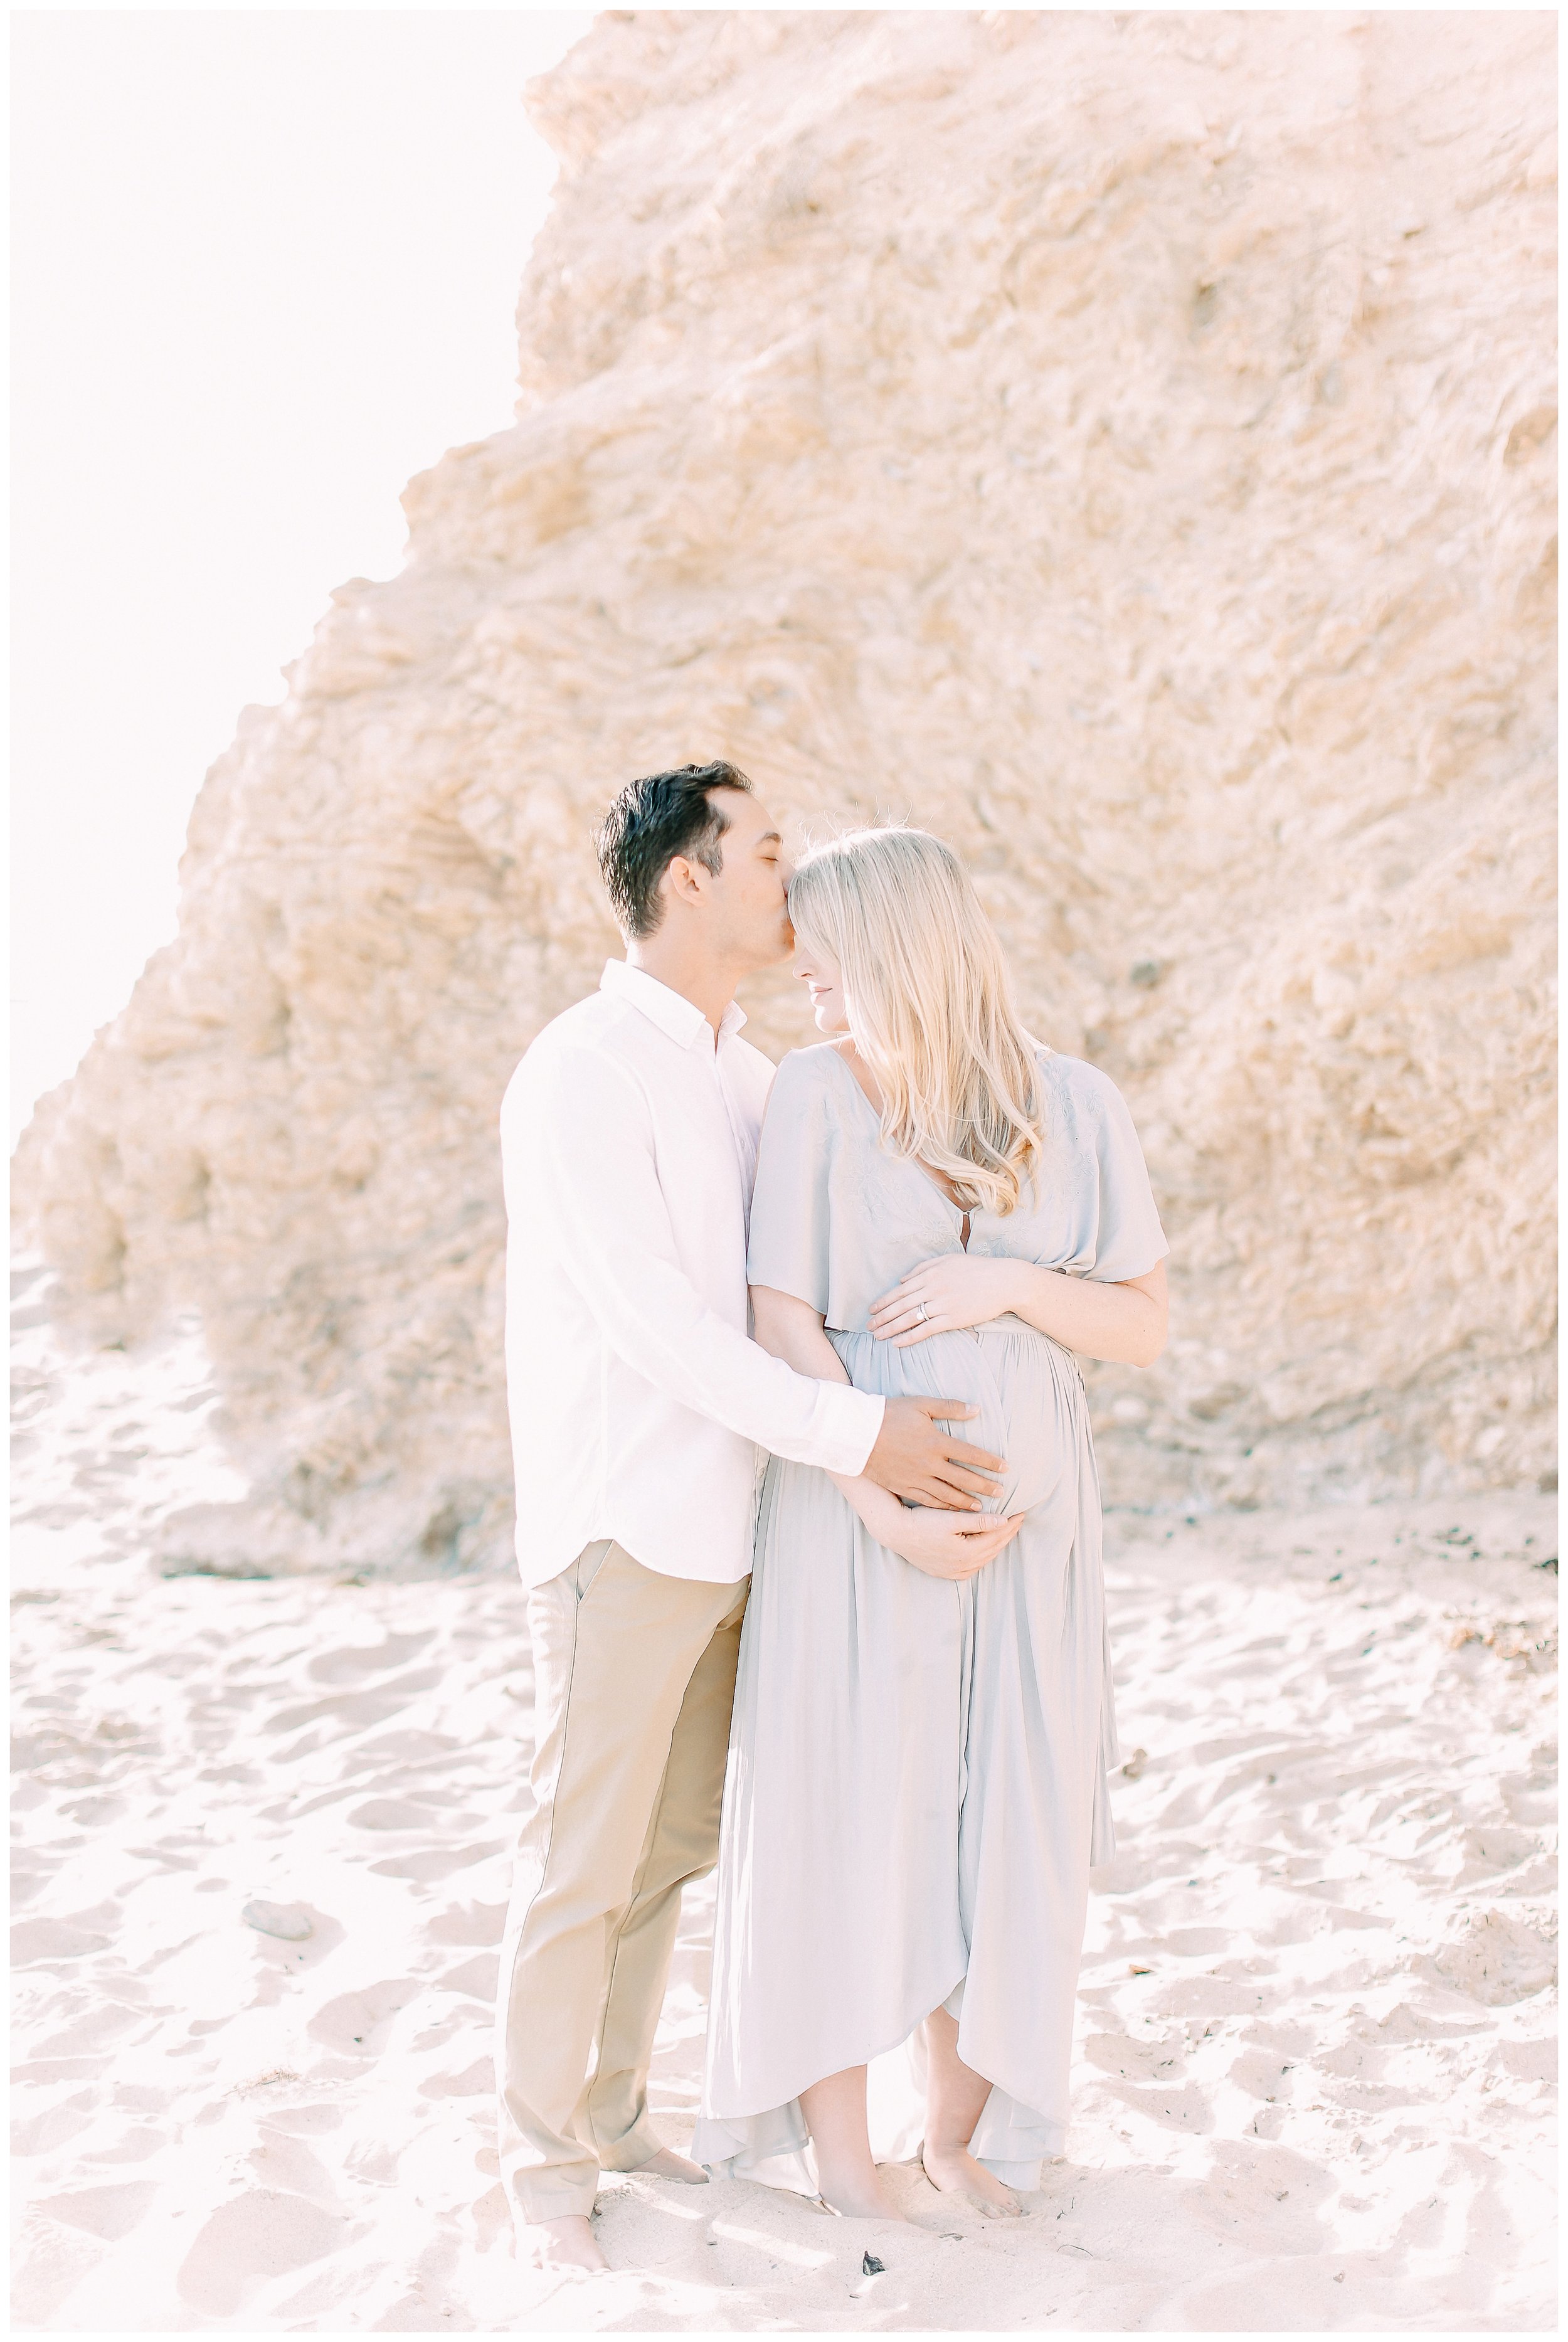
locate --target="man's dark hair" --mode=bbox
[595,761,754,939]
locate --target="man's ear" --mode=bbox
[663,854,707,909]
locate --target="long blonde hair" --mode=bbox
[788,826,1048,1217]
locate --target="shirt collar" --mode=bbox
[600,959,748,1051]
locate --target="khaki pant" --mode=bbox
[495,1539,748,2223]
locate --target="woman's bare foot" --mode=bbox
[918,2007,1023,2218]
[800,2065,910,2223]
[628,2144,709,2185]
[522,2213,607,2272]
[920,2145,1023,2217]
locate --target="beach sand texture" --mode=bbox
[12,1289,1557,2331]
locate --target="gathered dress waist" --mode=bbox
[826,1313,1084,1365]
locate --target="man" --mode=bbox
[495,761,1014,2274]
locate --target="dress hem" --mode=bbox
[697,1983,1067,2196]
[701,1964,968,2131]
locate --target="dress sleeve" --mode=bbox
[1083,1068,1170,1283]
[746,1051,834,1313]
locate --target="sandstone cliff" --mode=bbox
[14,9,1557,1573]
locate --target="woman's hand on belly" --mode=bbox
[869,1256,1024,1345]
[871,1253,1169,1366]
[831,1469,1026,1579]
[881,1503,1026,1580]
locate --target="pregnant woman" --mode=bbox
[693,826,1169,2220]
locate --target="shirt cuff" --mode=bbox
[817,1384,884,1476]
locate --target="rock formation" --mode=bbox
[14,9,1557,1573]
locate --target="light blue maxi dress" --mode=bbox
[693,1042,1168,2194]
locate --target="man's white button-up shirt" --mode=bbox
[500,960,886,1589]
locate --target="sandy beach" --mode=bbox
[11,1268,1558,2332]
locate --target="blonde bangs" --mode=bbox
[788,827,1048,1217]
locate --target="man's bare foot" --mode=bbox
[921,2146,1023,2217]
[628,2144,709,2185]
[813,2161,910,2221]
[522,2213,607,2272]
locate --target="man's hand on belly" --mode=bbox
[862,1396,1005,1512]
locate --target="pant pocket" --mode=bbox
[575,1539,614,1602]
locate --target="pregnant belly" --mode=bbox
[829,1322,1084,1517]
